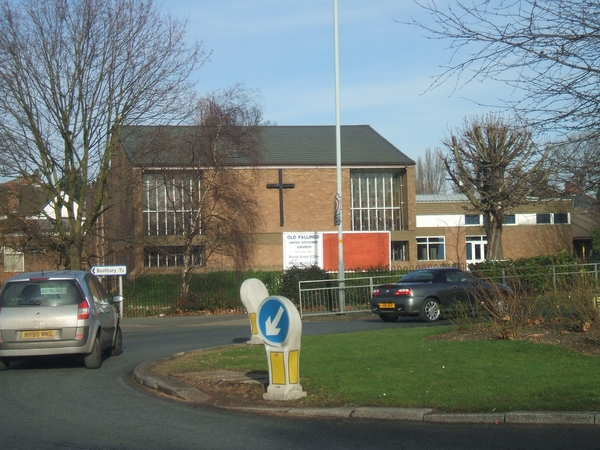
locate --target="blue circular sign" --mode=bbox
[258,297,291,346]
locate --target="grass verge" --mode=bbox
[153,325,600,413]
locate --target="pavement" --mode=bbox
[132,352,600,426]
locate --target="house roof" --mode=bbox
[0,180,47,216]
[120,125,414,167]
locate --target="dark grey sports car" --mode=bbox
[370,267,513,323]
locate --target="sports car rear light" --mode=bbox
[77,299,91,320]
[372,289,381,296]
[395,288,412,296]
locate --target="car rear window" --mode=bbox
[0,280,83,307]
[400,271,435,283]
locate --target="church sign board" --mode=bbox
[283,231,390,270]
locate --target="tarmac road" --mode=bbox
[1,313,598,450]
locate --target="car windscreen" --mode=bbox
[0,280,83,307]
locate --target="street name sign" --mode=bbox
[91,265,127,276]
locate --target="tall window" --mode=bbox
[144,246,203,268]
[143,173,200,236]
[351,171,404,231]
[417,237,445,261]
[391,241,408,262]
[466,236,487,263]
[3,247,24,272]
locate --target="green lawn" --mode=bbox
[154,326,600,412]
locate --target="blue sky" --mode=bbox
[163,0,507,163]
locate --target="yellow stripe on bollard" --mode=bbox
[288,350,299,384]
[249,312,258,335]
[270,352,285,385]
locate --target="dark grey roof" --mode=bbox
[120,125,414,167]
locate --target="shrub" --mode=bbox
[279,265,331,306]
[470,250,577,294]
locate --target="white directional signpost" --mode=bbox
[256,294,306,401]
[90,265,127,276]
[239,278,268,345]
[91,265,127,317]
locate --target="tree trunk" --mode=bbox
[485,212,504,261]
[181,242,193,297]
[65,241,84,270]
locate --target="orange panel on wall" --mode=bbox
[323,232,390,272]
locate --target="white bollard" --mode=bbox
[257,295,307,401]
[239,278,268,345]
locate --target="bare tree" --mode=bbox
[442,115,551,260]
[142,86,264,295]
[416,147,447,195]
[551,134,600,199]
[0,0,208,269]
[410,1,600,139]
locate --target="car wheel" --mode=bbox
[419,298,441,322]
[0,358,9,371]
[84,333,103,369]
[378,313,399,322]
[109,325,122,356]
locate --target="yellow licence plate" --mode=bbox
[379,303,395,309]
[22,330,58,339]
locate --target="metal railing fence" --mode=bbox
[105,263,600,318]
[298,274,401,317]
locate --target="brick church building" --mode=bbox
[104,125,417,275]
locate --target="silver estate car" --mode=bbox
[0,270,123,370]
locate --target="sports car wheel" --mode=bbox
[0,358,9,371]
[378,313,399,322]
[419,298,441,322]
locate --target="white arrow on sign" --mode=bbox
[265,306,284,336]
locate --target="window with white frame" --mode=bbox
[536,213,551,224]
[554,213,569,224]
[536,212,570,225]
[466,236,488,262]
[464,214,481,225]
[144,246,203,268]
[3,246,24,272]
[143,172,200,236]
[417,237,445,261]
[351,171,404,231]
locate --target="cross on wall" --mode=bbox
[266,169,295,226]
